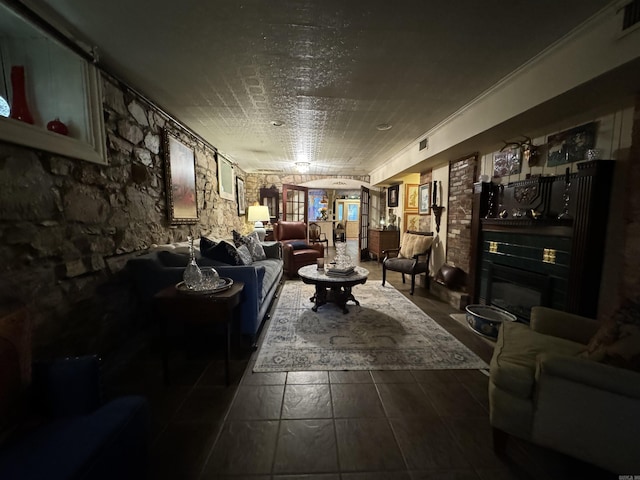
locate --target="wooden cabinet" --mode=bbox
[368,229,400,262]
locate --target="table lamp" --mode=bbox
[247,205,270,241]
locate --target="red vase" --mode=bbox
[9,66,34,124]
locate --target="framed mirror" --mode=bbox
[260,185,280,223]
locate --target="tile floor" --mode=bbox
[106,241,612,480]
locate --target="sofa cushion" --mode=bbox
[399,233,433,258]
[233,231,266,261]
[236,245,253,265]
[490,321,585,399]
[253,258,283,302]
[201,240,243,266]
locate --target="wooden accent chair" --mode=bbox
[274,221,324,278]
[309,222,328,252]
[382,231,434,295]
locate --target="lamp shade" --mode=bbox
[247,205,270,224]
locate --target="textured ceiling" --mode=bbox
[21,0,612,177]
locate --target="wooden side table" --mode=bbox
[153,281,244,386]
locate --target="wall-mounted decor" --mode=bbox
[164,130,198,224]
[493,148,521,177]
[419,183,431,214]
[547,122,597,167]
[218,153,234,201]
[404,184,419,210]
[388,185,399,207]
[404,212,420,231]
[236,176,246,216]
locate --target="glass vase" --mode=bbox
[183,236,202,290]
[9,66,34,124]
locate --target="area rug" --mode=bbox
[253,281,489,372]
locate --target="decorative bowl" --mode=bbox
[465,304,517,339]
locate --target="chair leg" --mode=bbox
[410,275,415,295]
[382,265,386,286]
[401,273,406,284]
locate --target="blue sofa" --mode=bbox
[0,353,148,480]
[127,240,283,342]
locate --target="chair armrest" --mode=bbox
[536,353,640,398]
[530,306,599,344]
[31,355,102,417]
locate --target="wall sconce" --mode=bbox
[431,180,445,233]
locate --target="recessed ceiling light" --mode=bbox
[376,123,392,131]
[270,120,284,127]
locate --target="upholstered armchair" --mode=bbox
[382,231,434,295]
[274,221,324,278]
[489,306,640,473]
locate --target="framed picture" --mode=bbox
[547,122,597,167]
[404,212,421,232]
[236,176,246,215]
[493,148,522,177]
[164,130,198,224]
[388,185,399,207]
[404,184,419,210]
[418,183,431,214]
[218,153,234,200]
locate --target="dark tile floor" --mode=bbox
[106,241,613,480]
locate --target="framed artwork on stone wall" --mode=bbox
[218,153,235,201]
[236,176,246,216]
[164,130,199,224]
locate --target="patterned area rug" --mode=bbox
[253,281,489,372]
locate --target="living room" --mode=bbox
[1,0,640,478]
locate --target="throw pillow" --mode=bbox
[288,240,310,250]
[237,244,253,265]
[201,240,243,266]
[232,230,266,261]
[399,233,433,258]
[585,299,640,371]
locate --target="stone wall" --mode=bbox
[445,153,478,276]
[0,73,244,360]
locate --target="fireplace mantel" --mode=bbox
[469,160,614,320]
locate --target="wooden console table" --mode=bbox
[154,281,244,386]
[368,229,400,262]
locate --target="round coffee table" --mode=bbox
[297,264,369,314]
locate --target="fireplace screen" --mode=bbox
[486,263,551,322]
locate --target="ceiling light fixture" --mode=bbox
[376,123,392,131]
[295,161,310,173]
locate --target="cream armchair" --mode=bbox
[489,306,640,473]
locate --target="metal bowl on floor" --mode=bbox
[465,304,517,339]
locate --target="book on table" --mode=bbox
[326,265,355,276]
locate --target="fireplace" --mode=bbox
[486,264,552,322]
[469,160,614,319]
